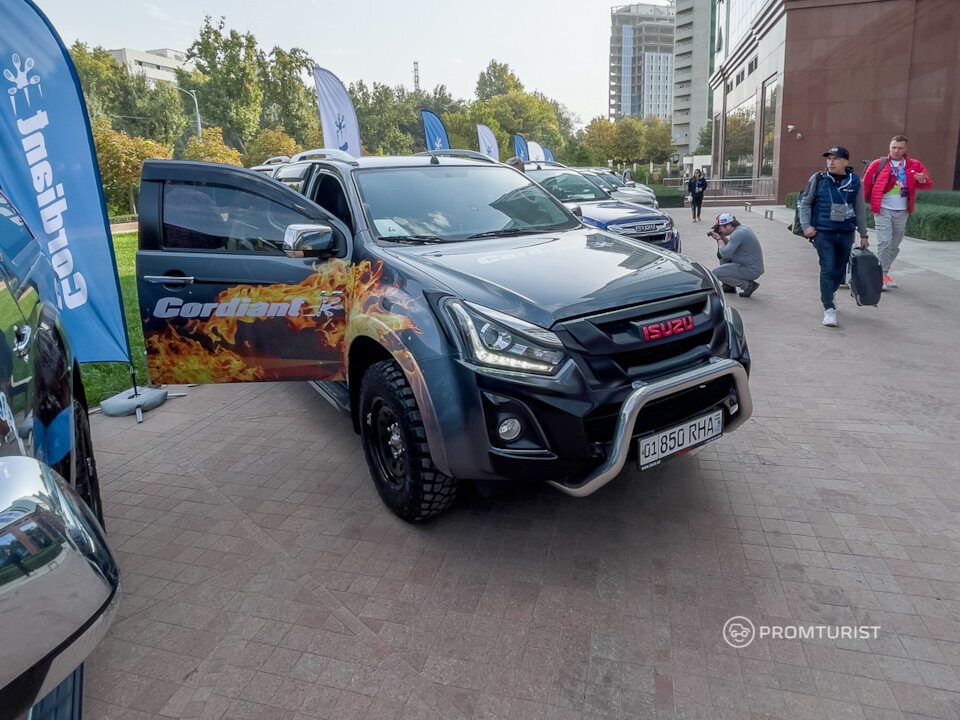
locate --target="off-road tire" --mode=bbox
[359,359,456,521]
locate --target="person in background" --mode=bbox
[709,212,764,298]
[505,156,525,172]
[799,146,869,327]
[687,169,707,222]
[862,135,931,289]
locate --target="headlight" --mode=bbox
[445,300,566,374]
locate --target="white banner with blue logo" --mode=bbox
[527,141,545,162]
[543,148,555,162]
[421,110,449,151]
[476,124,498,161]
[513,135,528,161]
[0,0,130,363]
[312,66,362,158]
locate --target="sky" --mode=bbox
[33,0,671,129]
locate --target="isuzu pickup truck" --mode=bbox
[136,150,752,521]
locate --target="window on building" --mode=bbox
[724,96,756,178]
[760,76,779,177]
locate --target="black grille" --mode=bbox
[555,291,725,385]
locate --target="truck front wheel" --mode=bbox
[359,359,457,521]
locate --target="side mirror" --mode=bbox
[570,205,583,218]
[283,223,336,258]
[0,457,119,717]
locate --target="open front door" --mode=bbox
[136,161,351,385]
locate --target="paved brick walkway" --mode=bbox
[85,208,960,719]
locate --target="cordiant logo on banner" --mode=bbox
[4,52,88,310]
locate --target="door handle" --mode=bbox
[144,275,194,285]
[13,324,31,359]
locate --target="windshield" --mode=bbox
[598,171,625,188]
[582,173,616,191]
[526,169,609,203]
[353,165,577,242]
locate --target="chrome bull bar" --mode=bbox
[549,358,752,498]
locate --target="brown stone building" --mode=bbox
[710,0,960,201]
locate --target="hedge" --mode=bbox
[915,190,960,208]
[785,191,960,240]
[649,184,684,208]
[109,213,138,225]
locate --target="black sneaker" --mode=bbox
[739,280,759,298]
[722,284,737,294]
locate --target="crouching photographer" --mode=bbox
[709,213,764,298]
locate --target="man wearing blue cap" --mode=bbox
[798,146,869,327]
[709,213,764,298]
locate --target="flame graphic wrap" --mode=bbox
[145,259,422,385]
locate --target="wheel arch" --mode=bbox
[346,334,451,477]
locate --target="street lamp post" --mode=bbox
[175,86,201,136]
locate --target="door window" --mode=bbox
[162,181,331,254]
[313,174,354,233]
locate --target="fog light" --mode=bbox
[497,417,522,441]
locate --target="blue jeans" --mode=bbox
[813,231,854,310]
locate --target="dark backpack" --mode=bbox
[789,172,824,236]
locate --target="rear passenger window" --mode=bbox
[161,182,317,253]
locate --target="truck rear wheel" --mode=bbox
[359,359,456,521]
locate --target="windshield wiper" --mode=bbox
[384,234,446,244]
[466,228,540,239]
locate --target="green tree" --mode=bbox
[183,126,243,165]
[70,42,186,150]
[180,16,262,152]
[614,117,646,164]
[485,89,562,156]
[475,60,523,101]
[694,119,713,155]
[583,117,617,158]
[92,118,170,214]
[242,127,302,167]
[258,46,321,147]
[350,81,411,155]
[642,115,675,163]
[70,42,123,120]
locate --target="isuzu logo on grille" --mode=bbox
[635,312,694,341]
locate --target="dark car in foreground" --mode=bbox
[135,151,751,521]
[525,166,680,252]
[0,190,118,719]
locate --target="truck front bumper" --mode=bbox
[547,357,752,497]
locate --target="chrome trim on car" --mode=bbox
[548,358,751,497]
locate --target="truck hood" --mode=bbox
[388,228,713,327]
[571,199,668,227]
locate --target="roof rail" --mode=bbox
[412,149,496,163]
[290,148,358,164]
[260,155,290,165]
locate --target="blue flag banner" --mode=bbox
[421,110,449,151]
[312,66,362,158]
[513,135,528,161]
[543,148,555,162]
[527,141,545,162]
[477,124,499,161]
[0,0,130,363]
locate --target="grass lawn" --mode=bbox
[78,231,149,407]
